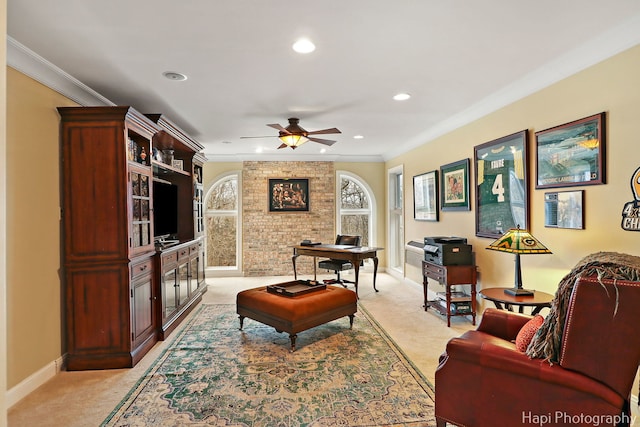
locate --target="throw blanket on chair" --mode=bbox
[527,251,640,363]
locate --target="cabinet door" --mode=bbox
[131,273,155,348]
[189,257,199,294]
[163,268,178,320]
[129,165,154,255]
[177,262,190,305]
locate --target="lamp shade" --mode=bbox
[279,134,308,148]
[486,228,551,255]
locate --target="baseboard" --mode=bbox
[6,356,64,408]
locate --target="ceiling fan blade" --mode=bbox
[240,135,278,139]
[307,127,341,135]
[267,123,291,134]
[308,137,337,146]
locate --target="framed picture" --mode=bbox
[474,130,529,238]
[172,159,184,170]
[440,159,470,211]
[269,178,309,212]
[544,190,584,229]
[413,170,439,221]
[535,112,606,189]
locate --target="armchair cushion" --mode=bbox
[515,314,544,352]
[527,251,640,362]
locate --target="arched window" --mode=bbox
[204,172,241,275]
[337,171,375,248]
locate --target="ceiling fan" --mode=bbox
[241,118,341,149]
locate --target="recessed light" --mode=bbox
[320,148,327,154]
[292,38,316,54]
[163,71,187,81]
[354,135,364,139]
[393,93,411,101]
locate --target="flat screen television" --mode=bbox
[153,180,178,239]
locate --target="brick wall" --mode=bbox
[242,161,335,276]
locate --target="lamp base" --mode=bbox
[504,287,534,296]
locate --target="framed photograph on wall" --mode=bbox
[474,130,529,238]
[544,190,584,229]
[413,170,439,221]
[440,158,470,211]
[269,178,309,212]
[535,112,606,189]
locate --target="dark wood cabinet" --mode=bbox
[58,106,206,370]
[157,239,206,339]
[422,260,477,327]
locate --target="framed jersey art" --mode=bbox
[474,130,530,238]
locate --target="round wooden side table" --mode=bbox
[479,287,554,315]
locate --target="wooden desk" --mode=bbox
[479,287,554,315]
[292,244,383,296]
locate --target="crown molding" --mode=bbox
[382,13,640,161]
[203,152,384,163]
[7,37,115,107]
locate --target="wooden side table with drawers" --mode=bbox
[422,260,477,327]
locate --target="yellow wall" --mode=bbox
[6,68,77,388]
[387,44,640,300]
[1,0,8,423]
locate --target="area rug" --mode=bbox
[101,304,435,426]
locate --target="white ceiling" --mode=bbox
[7,1,640,162]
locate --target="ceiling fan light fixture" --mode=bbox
[279,134,308,148]
[292,38,316,54]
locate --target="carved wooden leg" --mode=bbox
[348,314,355,329]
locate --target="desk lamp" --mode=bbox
[486,226,552,296]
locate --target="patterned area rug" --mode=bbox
[102,304,435,426]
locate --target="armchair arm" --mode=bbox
[476,308,532,341]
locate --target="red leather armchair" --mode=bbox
[435,276,640,427]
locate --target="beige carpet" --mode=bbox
[8,272,640,426]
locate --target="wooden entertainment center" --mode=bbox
[58,106,206,370]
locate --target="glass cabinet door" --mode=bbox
[129,166,153,254]
[163,269,178,319]
[189,258,199,294]
[177,263,190,305]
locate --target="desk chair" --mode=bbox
[319,234,361,287]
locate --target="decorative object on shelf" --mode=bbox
[153,147,163,163]
[139,147,147,164]
[172,159,184,170]
[535,112,606,189]
[440,158,470,211]
[486,226,552,296]
[544,190,584,229]
[621,165,640,232]
[474,130,529,238]
[413,170,439,221]
[162,149,174,165]
[127,138,137,161]
[269,178,309,212]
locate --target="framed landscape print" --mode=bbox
[440,158,470,211]
[474,130,529,238]
[413,170,439,221]
[535,112,606,189]
[269,178,309,212]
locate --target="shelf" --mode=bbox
[152,160,190,176]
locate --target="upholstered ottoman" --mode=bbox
[236,284,357,351]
